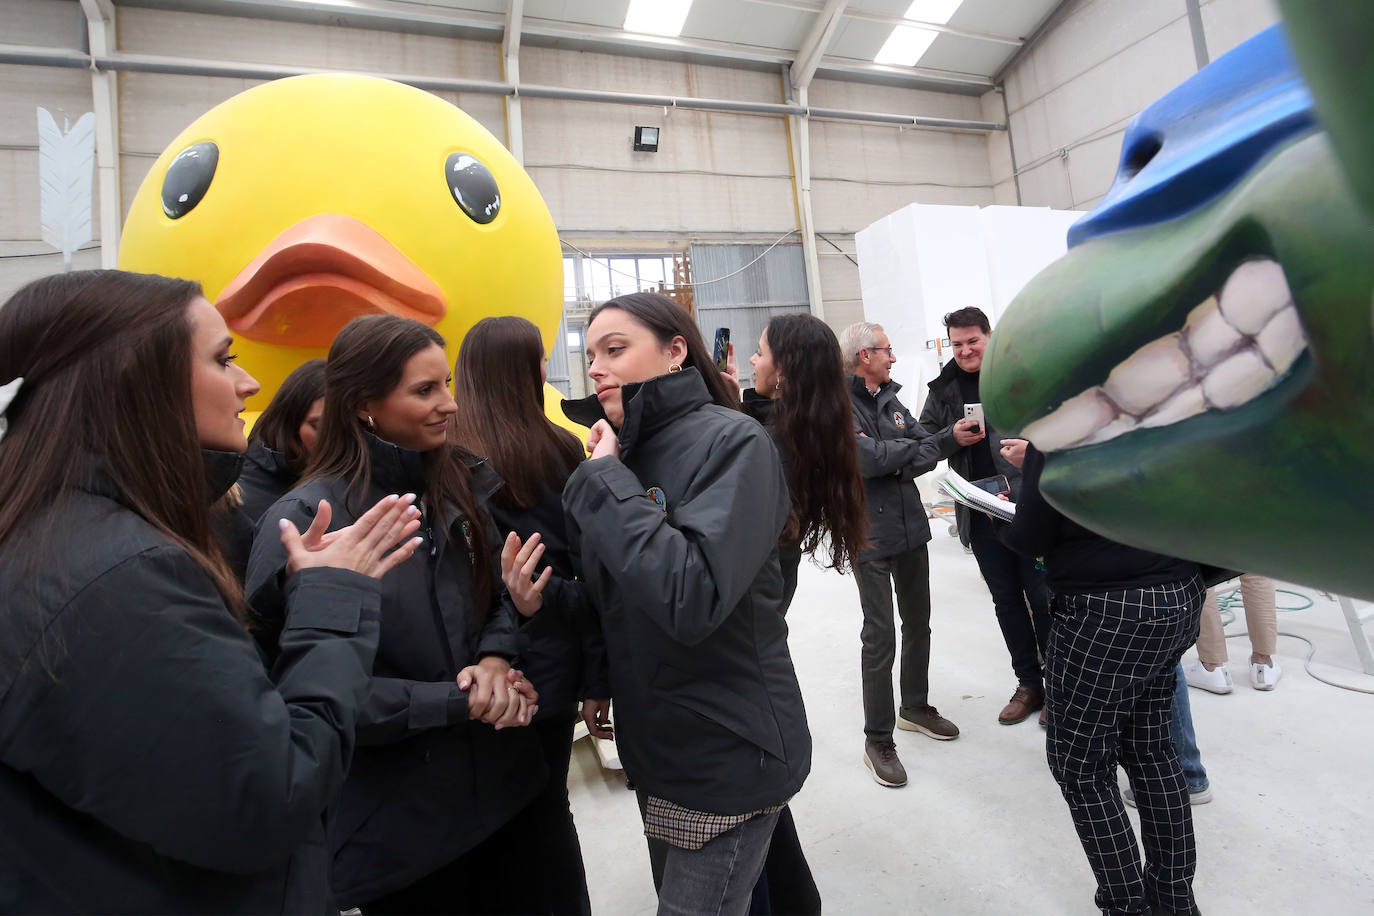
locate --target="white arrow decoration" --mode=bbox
[37,107,96,272]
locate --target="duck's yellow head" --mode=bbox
[119,73,564,417]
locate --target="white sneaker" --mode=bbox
[1250,659,1282,691]
[1184,660,1233,694]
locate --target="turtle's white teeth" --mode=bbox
[1023,258,1306,453]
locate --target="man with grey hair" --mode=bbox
[840,320,958,789]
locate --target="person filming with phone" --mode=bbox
[917,307,1052,728]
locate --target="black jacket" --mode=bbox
[0,470,380,913]
[849,375,943,562]
[1002,445,1199,592]
[562,369,811,815]
[245,433,544,906]
[239,439,298,525]
[488,484,611,717]
[918,358,1024,547]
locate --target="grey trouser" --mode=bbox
[854,544,932,741]
[644,808,781,916]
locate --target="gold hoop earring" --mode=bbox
[365,414,376,429]
[667,364,682,373]
[774,380,782,392]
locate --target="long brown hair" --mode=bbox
[249,358,326,473]
[452,316,583,510]
[587,292,741,412]
[765,314,867,572]
[303,315,495,609]
[0,270,245,615]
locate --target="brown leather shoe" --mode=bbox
[998,685,1045,725]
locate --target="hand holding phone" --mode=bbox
[964,402,985,435]
[713,327,731,373]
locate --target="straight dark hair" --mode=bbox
[765,313,867,573]
[303,315,495,609]
[587,292,740,412]
[452,316,583,510]
[0,270,244,616]
[943,306,990,335]
[249,358,326,473]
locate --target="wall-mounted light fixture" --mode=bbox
[633,126,660,152]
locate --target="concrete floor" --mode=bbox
[566,518,1374,915]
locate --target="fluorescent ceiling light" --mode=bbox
[874,0,963,66]
[624,0,694,37]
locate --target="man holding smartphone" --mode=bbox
[918,307,1052,727]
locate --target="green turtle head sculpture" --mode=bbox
[981,16,1374,601]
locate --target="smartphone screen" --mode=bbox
[969,474,1010,496]
[713,327,731,373]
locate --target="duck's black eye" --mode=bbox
[161,141,218,219]
[445,153,500,224]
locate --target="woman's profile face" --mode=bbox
[297,396,325,455]
[361,343,456,451]
[751,329,780,397]
[188,297,260,452]
[584,307,685,427]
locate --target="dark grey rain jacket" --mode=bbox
[561,368,811,815]
[0,467,380,913]
[246,433,544,907]
[848,374,944,563]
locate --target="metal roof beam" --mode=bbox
[791,0,849,90]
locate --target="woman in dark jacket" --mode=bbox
[561,292,810,916]
[240,358,326,523]
[0,271,421,913]
[999,439,1203,916]
[246,315,545,914]
[739,312,868,915]
[452,315,604,915]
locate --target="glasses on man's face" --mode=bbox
[867,346,894,356]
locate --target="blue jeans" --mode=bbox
[1170,663,1209,792]
[644,807,781,916]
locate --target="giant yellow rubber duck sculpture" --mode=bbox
[119,73,568,426]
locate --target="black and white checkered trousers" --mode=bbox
[1043,574,1205,916]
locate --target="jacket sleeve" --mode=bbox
[562,425,787,648]
[916,388,962,461]
[0,550,380,875]
[854,412,945,479]
[1000,445,1060,558]
[476,589,521,661]
[246,497,472,747]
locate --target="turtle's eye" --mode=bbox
[445,152,500,224]
[161,141,219,219]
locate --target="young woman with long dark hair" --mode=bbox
[747,313,867,603]
[737,312,867,915]
[246,315,546,913]
[240,358,326,523]
[452,315,603,915]
[560,292,810,916]
[0,270,421,912]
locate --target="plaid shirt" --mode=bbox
[643,795,785,851]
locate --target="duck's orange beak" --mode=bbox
[216,213,447,347]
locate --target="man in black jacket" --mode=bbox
[918,307,1051,726]
[840,321,959,790]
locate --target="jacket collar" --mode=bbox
[740,387,773,424]
[562,368,713,458]
[363,430,429,495]
[80,448,244,506]
[245,438,292,478]
[850,373,900,399]
[928,356,963,391]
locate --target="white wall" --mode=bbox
[1001,0,1281,212]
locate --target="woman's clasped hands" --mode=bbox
[458,657,539,730]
